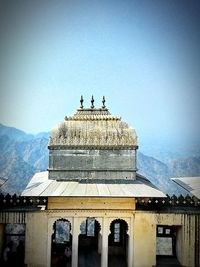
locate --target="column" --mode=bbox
[98,233,102,254]
[127,217,134,267]
[47,219,54,267]
[72,217,80,267]
[101,217,109,267]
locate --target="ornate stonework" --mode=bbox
[49,106,137,148]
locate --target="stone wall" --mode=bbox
[49,149,136,180]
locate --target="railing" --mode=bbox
[0,193,48,208]
[136,194,200,210]
[0,193,199,210]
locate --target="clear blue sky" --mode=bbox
[0,0,199,145]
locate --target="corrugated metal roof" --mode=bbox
[21,171,166,198]
[172,176,200,199]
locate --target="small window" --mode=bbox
[157,225,173,237]
[165,228,171,235]
[158,227,163,234]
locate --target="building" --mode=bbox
[0,97,199,267]
[172,177,200,199]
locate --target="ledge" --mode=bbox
[48,145,138,150]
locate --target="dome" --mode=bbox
[49,97,137,149]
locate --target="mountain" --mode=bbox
[0,123,199,195]
[14,137,49,171]
[0,123,34,141]
[168,156,200,177]
[137,152,187,195]
[0,152,36,194]
[139,135,200,163]
[0,124,49,194]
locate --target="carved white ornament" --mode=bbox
[49,110,137,147]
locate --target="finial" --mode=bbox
[102,96,106,109]
[80,95,84,109]
[91,95,94,109]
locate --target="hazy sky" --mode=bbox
[0,0,200,144]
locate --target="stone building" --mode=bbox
[0,97,199,267]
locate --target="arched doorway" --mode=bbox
[51,219,72,267]
[108,219,128,267]
[78,218,101,267]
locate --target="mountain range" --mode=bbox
[0,123,200,195]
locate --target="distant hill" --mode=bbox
[0,123,34,141]
[0,123,199,195]
[168,156,200,177]
[0,124,49,194]
[137,152,181,195]
[139,135,200,163]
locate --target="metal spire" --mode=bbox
[80,95,84,109]
[102,96,106,109]
[91,95,94,109]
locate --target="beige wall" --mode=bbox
[133,212,156,267]
[176,226,182,264]
[155,212,196,267]
[25,212,48,267]
[14,198,198,267]
[133,211,197,267]
[48,197,135,210]
[25,209,135,267]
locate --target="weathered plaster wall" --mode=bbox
[9,201,198,267]
[156,212,196,267]
[48,197,135,210]
[180,214,196,267]
[176,226,182,264]
[134,212,156,267]
[25,212,48,267]
[133,211,197,267]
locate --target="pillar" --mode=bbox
[127,217,134,267]
[101,217,109,267]
[72,217,80,267]
[47,218,54,267]
[98,233,102,254]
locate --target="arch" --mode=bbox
[51,218,72,267]
[108,219,129,267]
[109,219,128,233]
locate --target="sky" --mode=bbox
[0,0,200,146]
